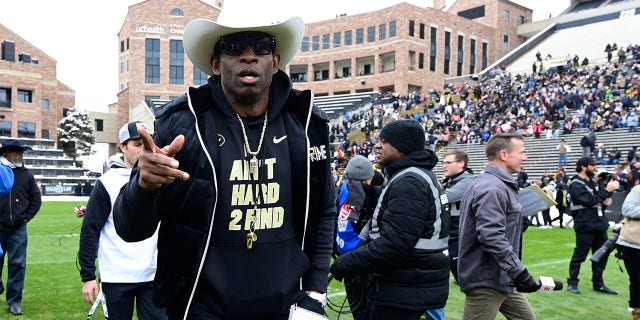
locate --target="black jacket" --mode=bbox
[332,150,450,310]
[114,71,336,317]
[568,175,611,232]
[0,166,41,232]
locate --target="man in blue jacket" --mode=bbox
[113,10,335,320]
[458,133,538,320]
[331,119,450,320]
[0,139,41,316]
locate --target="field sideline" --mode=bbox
[0,201,631,319]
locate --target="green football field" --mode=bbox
[0,201,631,319]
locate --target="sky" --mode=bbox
[0,0,570,112]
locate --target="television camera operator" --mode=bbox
[566,156,620,295]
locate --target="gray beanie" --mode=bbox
[378,119,425,154]
[344,155,374,181]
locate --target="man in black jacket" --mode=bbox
[331,119,450,320]
[567,156,620,295]
[113,10,335,320]
[0,139,41,316]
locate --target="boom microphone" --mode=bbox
[537,276,563,293]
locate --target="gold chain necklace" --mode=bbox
[235,110,268,249]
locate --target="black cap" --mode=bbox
[378,119,425,154]
[576,156,597,167]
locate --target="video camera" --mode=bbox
[596,171,614,184]
[590,225,622,264]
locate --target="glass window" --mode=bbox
[41,99,49,110]
[419,53,424,69]
[367,26,375,42]
[145,95,161,108]
[409,20,415,37]
[94,119,103,132]
[430,27,437,72]
[344,30,352,46]
[312,36,320,51]
[389,21,396,37]
[482,42,488,69]
[503,10,510,21]
[18,121,35,138]
[41,129,49,139]
[470,38,476,74]
[170,8,184,16]
[193,67,208,86]
[170,39,184,85]
[379,24,386,40]
[0,87,11,108]
[145,38,160,84]
[503,35,509,50]
[0,121,10,136]
[18,89,32,103]
[419,23,425,39]
[356,28,364,44]
[322,34,330,49]
[333,32,341,48]
[301,37,310,52]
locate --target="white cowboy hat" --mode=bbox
[183,9,304,76]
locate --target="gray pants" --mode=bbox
[463,287,535,320]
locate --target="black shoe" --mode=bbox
[594,286,618,295]
[567,285,580,294]
[9,305,23,315]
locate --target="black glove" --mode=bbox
[330,261,346,282]
[296,294,325,315]
[513,268,538,293]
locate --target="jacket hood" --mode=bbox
[208,69,292,121]
[108,154,129,169]
[387,149,438,177]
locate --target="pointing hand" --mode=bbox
[136,126,189,191]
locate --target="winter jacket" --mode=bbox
[458,164,526,294]
[0,166,41,232]
[442,170,475,241]
[331,150,450,310]
[568,175,611,233]
[79,155,158,283]
[114,70,335,318]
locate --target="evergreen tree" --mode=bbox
[57,109,95,167]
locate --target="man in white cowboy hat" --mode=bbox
[0,139,41,316]
[113,7,335,320]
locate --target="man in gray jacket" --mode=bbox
[458,133,538,320]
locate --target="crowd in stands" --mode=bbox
[329,44,640,183]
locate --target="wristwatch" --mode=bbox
[306,291,327,307]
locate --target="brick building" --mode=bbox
[0,22,74,141]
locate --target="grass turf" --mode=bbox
[0,201,631,319]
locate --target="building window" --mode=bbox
[419,53,424,69]
[519,15,526,24]
[312,36,320,51]
[120,40,125,53]
[193,67,208,86]
[170,39,184,85]
[356,28,364,44]
[322,34,330,49]
[18,122,35,138]
[503,10,510,21]
[458,5,485,19]
[120,61,125,74]
[367,26,375,42]
[333,32,341,48]
[482,42,488,69]
[0,87,11,108]
[389,21,397,37]
[145,38,160,84]
[94,119,104,132]
[409,20,415,37]
[0,121,11,136]
[145,95,160,108]
[301,37,310,52]
[2,41,15,62]
[344,30,352,46]
[41,99,49,110]
[127,38,130,50]
[444,31,451,75]
[17,89,32,103]
[470,38,476,74]
[170,8,184,16]
[419,23,425,39]
[430,27,437,72]
[379,24,386,40]
[503,35,509,50]
[457,35,464,76]
[41,129,49,139]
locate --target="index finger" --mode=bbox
[138,126,158,153]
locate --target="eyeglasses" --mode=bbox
[215,36,276,56]
[443,161,459,165]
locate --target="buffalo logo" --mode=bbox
[217,134,225,146]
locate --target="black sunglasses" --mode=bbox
[215,36,276,56]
